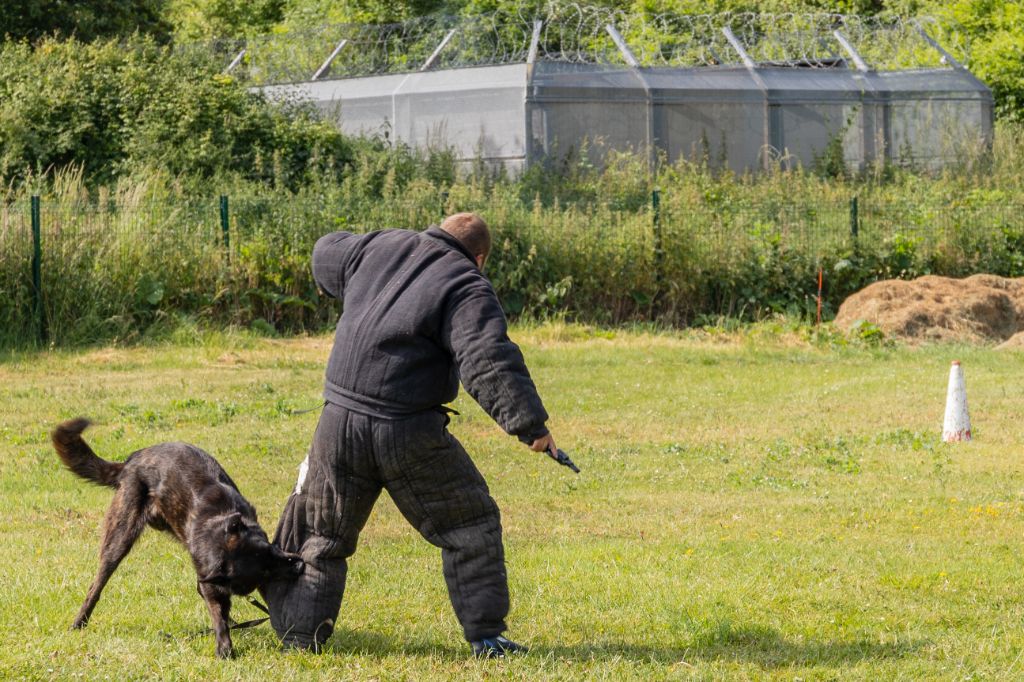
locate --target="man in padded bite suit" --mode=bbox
[262,213,556,658]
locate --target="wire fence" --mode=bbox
[2,193,1023,346]
[196,6,964,85]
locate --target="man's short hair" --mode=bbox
[440,213,491,260]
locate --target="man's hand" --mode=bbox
[529,432,556,454]
[530,433,580,473]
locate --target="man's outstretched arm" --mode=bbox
[443,287,552,448]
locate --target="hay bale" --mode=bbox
[835,274,1024,343]
[996,331,1024,350]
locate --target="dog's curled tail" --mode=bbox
[52,418,123,488]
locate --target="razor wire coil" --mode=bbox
[186,4,967,85]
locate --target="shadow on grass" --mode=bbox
[539,621,927,669]
[239,621,926,669]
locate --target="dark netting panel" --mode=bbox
[529,63,647,166]
[396,65,528,169]
[777,103,856,169]
[890,99,990,167]
[657,101,765,173]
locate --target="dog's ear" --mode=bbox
[224,512,244,535]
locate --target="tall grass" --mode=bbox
[4,122,1024,347]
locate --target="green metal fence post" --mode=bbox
[652,188,663,303]
[219,195,230,255]
[849,195,859,241]
[30,195,45,344]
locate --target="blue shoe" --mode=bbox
[471,635,528,658]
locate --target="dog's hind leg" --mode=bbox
[72,482,147,629]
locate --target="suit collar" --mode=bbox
[424,226,478,266]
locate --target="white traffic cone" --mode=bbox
[942,360,972,442]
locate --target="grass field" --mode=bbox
[3,323,1024,680]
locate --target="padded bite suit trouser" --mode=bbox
[263,402,509,649]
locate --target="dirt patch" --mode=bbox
[834,274,1024,344]
[215,351,247,365]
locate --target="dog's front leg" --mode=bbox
[199,584,234,659]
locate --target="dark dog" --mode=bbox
[52,418,304,658]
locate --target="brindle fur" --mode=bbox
[52,417,304,658]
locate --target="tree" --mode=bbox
[165,0,286,39]
[0,0,171,43]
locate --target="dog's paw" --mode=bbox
[71,618,88,630]
[215,645,235,660]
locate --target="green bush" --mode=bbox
[938,0,1024,123]
[165,0,286,39]
[0,37,354,189]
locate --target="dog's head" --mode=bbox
[196,512,304,595]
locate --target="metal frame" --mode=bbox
[721,27,756,70]
[421,29,457,72]
[312,39,348,81]
[912,21,965,70]
[526,20,543,65]
[833,30,871,73]
[225,49,246,73]
[605,24,639,68]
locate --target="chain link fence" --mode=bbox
[3,192,1024,346]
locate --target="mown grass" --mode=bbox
[3,323,1024,680]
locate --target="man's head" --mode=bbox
[441,213,490,271]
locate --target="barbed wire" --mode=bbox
[192,4,967,85]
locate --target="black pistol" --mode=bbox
[546,445,580,474]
